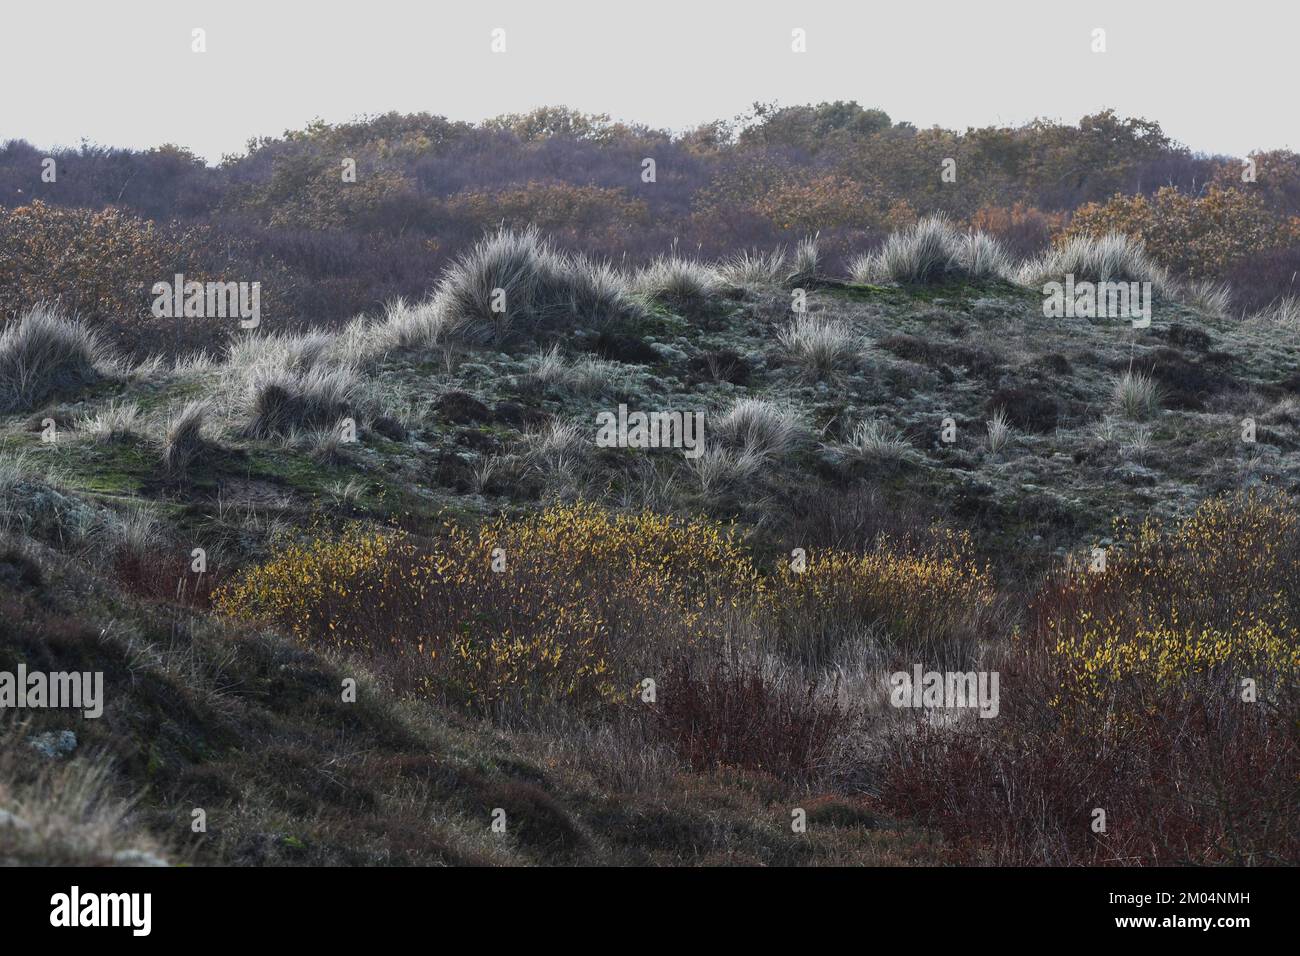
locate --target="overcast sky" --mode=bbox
[1,0,1292,162]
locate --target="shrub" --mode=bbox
[1225,244,1300,313]
[215,504,764,716]
[444,180,647,235]
[217,522,613,714]
[0,305,111,413]
[1040,490,1300,702]
[0,201,201,326]
[113,542,224,607]
[651,656,851,783]
[481,105,621,142]
[752,174,867,234]
[776,485,942,555]
[881,491,1300,865]
[1059,185,1296,280]
[764,534,998,667]
[985,386,1059,433]
[687,348,752,385]
[968,203,1064,258]
[231,149,423,232]
[881,688,1297,865]
[1122,346,1234,411]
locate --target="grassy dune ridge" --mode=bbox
[1,225,1297,865]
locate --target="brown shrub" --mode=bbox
[878,491,1300,865]
[113,549,225,609]
[650,656,851,784]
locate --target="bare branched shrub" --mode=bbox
[763,536,1000,668]
[650,656,850,783]
[881,491,1300,865]
[776,484,943,554]
[215,504,763,719]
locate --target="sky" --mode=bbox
[1,0,1293,163]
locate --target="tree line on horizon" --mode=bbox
[3,102,1297,353]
